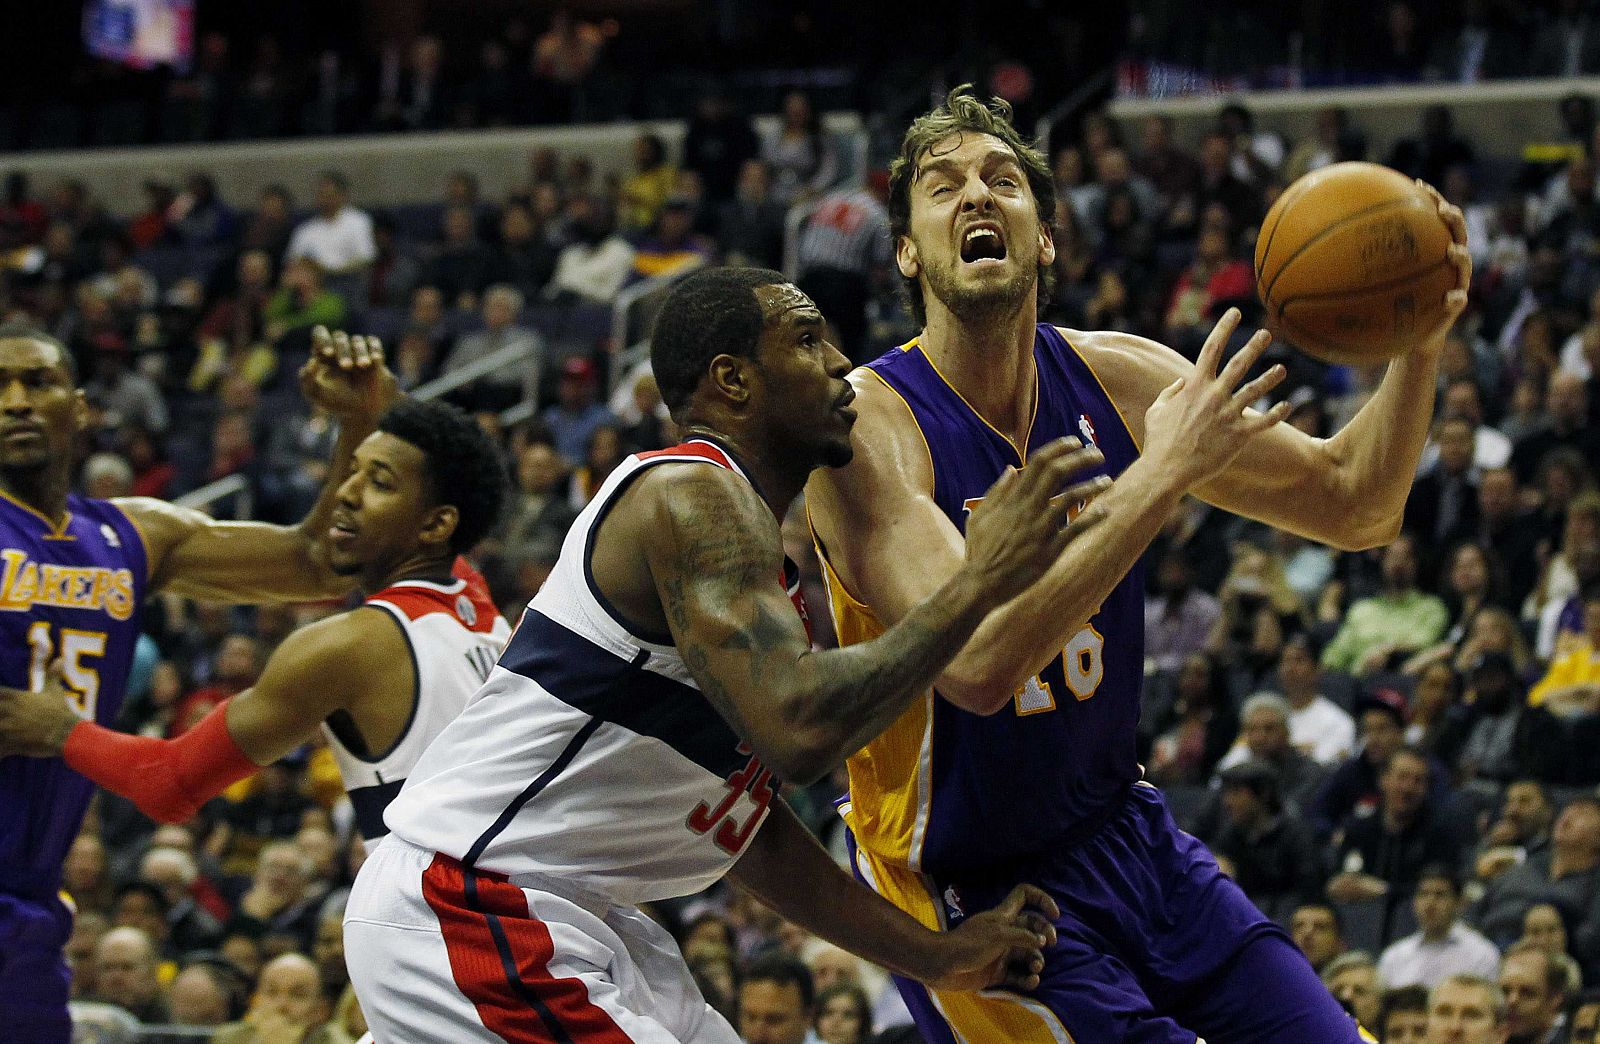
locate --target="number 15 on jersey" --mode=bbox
[27,621,108,720]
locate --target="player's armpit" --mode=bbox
[118,497,358,603]
[222,606,411,765]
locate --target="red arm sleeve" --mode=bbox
[62,699,260,823]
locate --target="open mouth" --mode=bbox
[960,224,1007,264]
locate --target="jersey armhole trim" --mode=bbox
[862,365,938,506]
[1054,327,1143,455]
[331,603,422,765]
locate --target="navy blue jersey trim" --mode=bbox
[348,778,405,841]
[464,871,578,1044]
[499,609,747,778]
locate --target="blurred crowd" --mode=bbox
[1126,0,1600,89]
[14,71,1600,1044]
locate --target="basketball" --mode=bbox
[1255,162,1455,366]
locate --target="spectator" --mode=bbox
[1163,224,1253,353]
[243,185,295,260]
[1291,902,1349,974]
[568,425,627,509]
[1310,689,1421,838]
[814,982,873,1044]
[1498,943,1571,1044]
[0,170,49,245]
[718,159,787,270]
[1212,692,1329,813]
[1518,903,1576,966]
[619,132,677,232]
[545,194,636,305]
[1471,467,1545,609]
[1477,781,1557,885]
[1322,533,1449,676]
[486,200,558,296]
[1474,796,1600,953]
[212,952,329,1044]
[89,926,168,1023]
[541,357,616,463]
[138,846,224,956]
[684,86,761,205]
[1324,950,1383,1032]
[1456,651,1531,784]
[1573,988,1600,1044]
[1514,372,1600,486]
[1145,548,1221,673]
[793,174,892,364]
[169,173,237,249]
[740,954,814,1044]
[1527,590,1600,713]
[85,341,169,435]
[1408,417,1482,551]
[225,840,324,953]
[1531,0,1600,76]
[264,258,347,343]
[1146,652,1237,787]
[422,205,495,309]
[1378,866,1502,990]
[438,284,544,411]
[1209,759,1324,920]
[631,197,714,282]
[532,8,605,121]
[763,90,837,206]
[1329,748,1464,939]
[1426,974,1511,1044]
[1381,983,1431,1044]
[167,960,246,1027]
[1278,633,1359,766]
[284,173,376,300]
[1406,662,1473,767]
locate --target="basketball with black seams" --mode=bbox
[1255,161,1455,366]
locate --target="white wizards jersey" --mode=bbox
[323,557,510,850]
[383,438,809,906]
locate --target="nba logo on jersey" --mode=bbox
[1078,414,1098,446]
[943,885,966,924]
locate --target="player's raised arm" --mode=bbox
[808,310,1291,713]
[0,606,408,822]
[121,328,399,603]
[728,797,1056,992]
[1087,188,1470,551]
[647,437,1106,783]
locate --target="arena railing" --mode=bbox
[174,336,545,517]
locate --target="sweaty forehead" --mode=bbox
[914,132,1021,179]
[753,283,819,324]
[0,336,68,371]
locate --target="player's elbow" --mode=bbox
[764,737,837,786]
[935,676,1014,716]
[1324,508,1403,552]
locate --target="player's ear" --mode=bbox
[1037,217,1056,268]
[71,389,90,434]
[421,504,459,550]
[707,353,752,407]
[895,235,920,280]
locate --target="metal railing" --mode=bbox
[173,337,544,516]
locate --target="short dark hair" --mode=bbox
[888,85,1057,327]
[376,399,508,554]
[1416,863,1461,895]
[0,320,76,380]
[318,171,349,194]
[1381,984,1430,1021]
[114,880,170,914]
[1295,902,1343,933]
[650,266,788,418]
[742,953,815,1011]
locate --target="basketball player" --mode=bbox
[344,267,1111,1043]
[0,393,511,847]
[0,322,388,1043]
[804,88,1472,1043]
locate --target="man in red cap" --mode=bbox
[543,355,616,462]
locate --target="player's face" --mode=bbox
[0,337,86,475]
[327,433,446,580]
[899,132,1054,324]
[751,283,856,469]
[1428,981,1507,1044]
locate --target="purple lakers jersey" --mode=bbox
[0,493,147,895]
[818,325,1144,880]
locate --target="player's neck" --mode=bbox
[919,302,1039,448]
[0,467,72,527]
[366,553,457,594]
[680,425,804,523]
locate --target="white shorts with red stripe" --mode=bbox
[345,838,740,1044]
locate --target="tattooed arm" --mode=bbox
[643,439,1107,783]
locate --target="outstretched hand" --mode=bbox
[963,437,1113,611]
[921,884,1061,993]
[300,326,400,424]
[1141,307,1291,493]
[1416,179,1472,351]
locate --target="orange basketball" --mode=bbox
[1255,162,1455,366]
